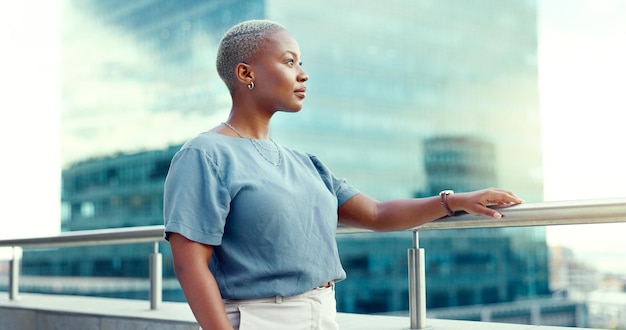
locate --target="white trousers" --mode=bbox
[221,286,339,330]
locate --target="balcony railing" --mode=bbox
[1,197,625,330]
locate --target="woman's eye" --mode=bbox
[286,59,302,67]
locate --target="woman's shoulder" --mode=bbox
[182,131,239,151]
[289,149,331,175]
[174,132,248,165]
[306,153,330,173]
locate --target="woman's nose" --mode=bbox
[299,67,309,82]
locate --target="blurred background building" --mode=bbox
[16,0,582,326]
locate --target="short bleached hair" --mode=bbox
[216,20,287,93]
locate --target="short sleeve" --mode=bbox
[307,153,360,206]
[163,147,231,246]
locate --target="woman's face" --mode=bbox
[249,29,309,113]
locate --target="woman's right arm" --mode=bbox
[168,233,234,330]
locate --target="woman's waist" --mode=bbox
[222,281,335,305]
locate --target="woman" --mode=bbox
[163,19,522,330]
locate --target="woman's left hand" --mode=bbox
[447,188,523,219]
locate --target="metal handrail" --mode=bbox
[417,197,626,230]
[0,225,165,248]
[337,197,626,233]
[3,198,625,247]
[2,198,626,328]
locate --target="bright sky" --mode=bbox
[0,0,61,242]
[1,0,625,270]
[539,0,626,201]
[538,0,626,272]
[0,0,61,260]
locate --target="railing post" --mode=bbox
[9,246,22,301]
[149,241,162,310]
[407,231,431,329]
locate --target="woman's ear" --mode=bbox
[235,63,254,86]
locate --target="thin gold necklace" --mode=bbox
[222,122,282,166]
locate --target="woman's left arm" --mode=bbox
[338,188,523,232]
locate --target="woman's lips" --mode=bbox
[295,87,307,99]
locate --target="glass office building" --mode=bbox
[22,0,552,318]
[61,0,543,201]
